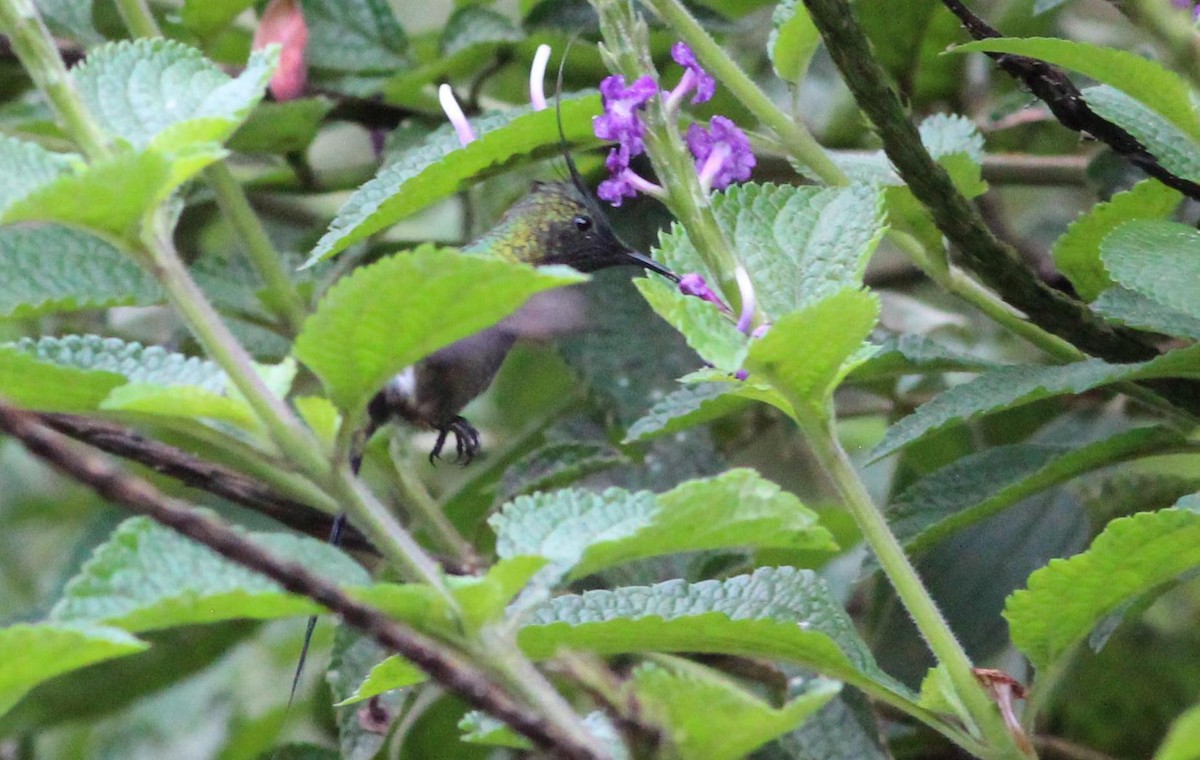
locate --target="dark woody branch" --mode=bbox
[798,0,1167,366]
[939,0,1200,202]
[36,412,376,553]
[0,397,606,760]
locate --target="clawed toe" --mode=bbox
[428,417,481,466]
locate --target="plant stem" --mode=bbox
[204,164,309,333]
[384,438,482,572]
[113,0,160,38]
[0,0,110,159]
[644,0,847,186]
[800,416,1029,758]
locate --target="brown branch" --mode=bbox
[0,397,606,760]
[35,412,376,554]
[799,0,1163,364]
[940,0,1200,201]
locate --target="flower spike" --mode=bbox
[438,84,475,147]
[594,74,657,155]
[530,44,552,112]
[687,116,755,193]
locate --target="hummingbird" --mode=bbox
[363,172,678,465]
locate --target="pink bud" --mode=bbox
[254,0,308,102]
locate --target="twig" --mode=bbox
[0,397,607,760]
[34,412,375,553]
[940,0,1200,202]
[799,0,1165,366]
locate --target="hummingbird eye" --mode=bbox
[572,215,593,232]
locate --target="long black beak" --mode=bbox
[623,249,679,282]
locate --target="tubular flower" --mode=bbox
[678,273,731,312]
[254,0,308,102]
[598,145,666,207]
[687,116,756,193]
[438,84,475,147]
[594,74,658,155]
[529,44,552,112]
[665,42,715,109]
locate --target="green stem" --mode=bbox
[204,164,309,333]
[384,438,482,572]
[800,416,1028,758]
[0,0,110,159]
[113,0,160,37]
[644,0,847,186]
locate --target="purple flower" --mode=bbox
[594,74,657,155]
[597,144,666,207]
[678,272,732,312]
[667,42,715,108]
[687,116,755,192]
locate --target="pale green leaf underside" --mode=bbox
[73,39,276,150]
[872,345,1200,459]
[653,183,886,320]
[1085,86,1200,183]
[1005,506,1200,670]
[0,623,147,718]
[1052,179,1181,302]
[303,0,409,73]
[50,517,368,632]
[0,134,80,212]
[293,245,585,412]
[307,95,600,264]
[1101,220,1200,322]
[632,659,840,760]
[953,37,1200,142]
[1093,287,1200,340]
[888,426,1185,553]
[0,226,160,317]
[352,567,914,706]
[14,334,225,390]
[490,469,837,581]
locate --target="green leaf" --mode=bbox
[441,5,523,56]
[459,711,626,757]
[1084,86,1200,184]
[0,134,80,212]
[1,146,224,240]
[499,441,627,499]
[352,567,916,706]
[654,183,886,319]
[848,333,999,381]
[953,37,1200,142]
[229,98,334,154]
[1093,287,1200,340]
[635,277,747,372]
[293,245,585,412]
[1155,704,1200,760]
[179,0,256,37]
[1051,180,1181,302]
[767,689,892,760]
[0,226,159,318]
[327,626,407,760]
[624,382,751,443]
[303,0,408,72]
[489,469,837,581]
[888,426,1185,553]
[39,0,103,46]
[99,383,259,429]
[0,623,147,718]
[13,334,225,390]
[73,39,276,150]
[0,344,125,411]
[50,517,368,631]
[770,0,820,84]
[1005,506,1200,670]
[307,95,600,264]
[1101,220,1200,322]
[744,289,880,416]
[871,345,1200,460]
[632,658,840,760]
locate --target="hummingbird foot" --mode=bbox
[429,416,481,466]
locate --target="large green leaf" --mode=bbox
[635,277,747,372]
[13,334,224,390]
[498,441,627,500]
[888,426,1185,553]
[293,245,585,413]
[624,382,751,443]
[653,183,886,319]
[1092,287,1200,341]
[1083,86,1200,184]
[872,346,1200,459]
[351,568,918,708]
[0,134,80,212]
[744,289,880,417]
[1155,704,1200,760]
[1101,220,1200,322]
[307,95,601,264]
[1005,504,1200,670]
[489,469,837,580]
[302,0,408,73]
[73,39,276,150]
[179,0,256,37]
[770,0,820,84]
[630,658,840,760]
[1052,180,1181,302]
[953,37,1200,142]
[50,517,368,631]
[0,344,125,411]
[0,226,159,318]
[0,623,147,718]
